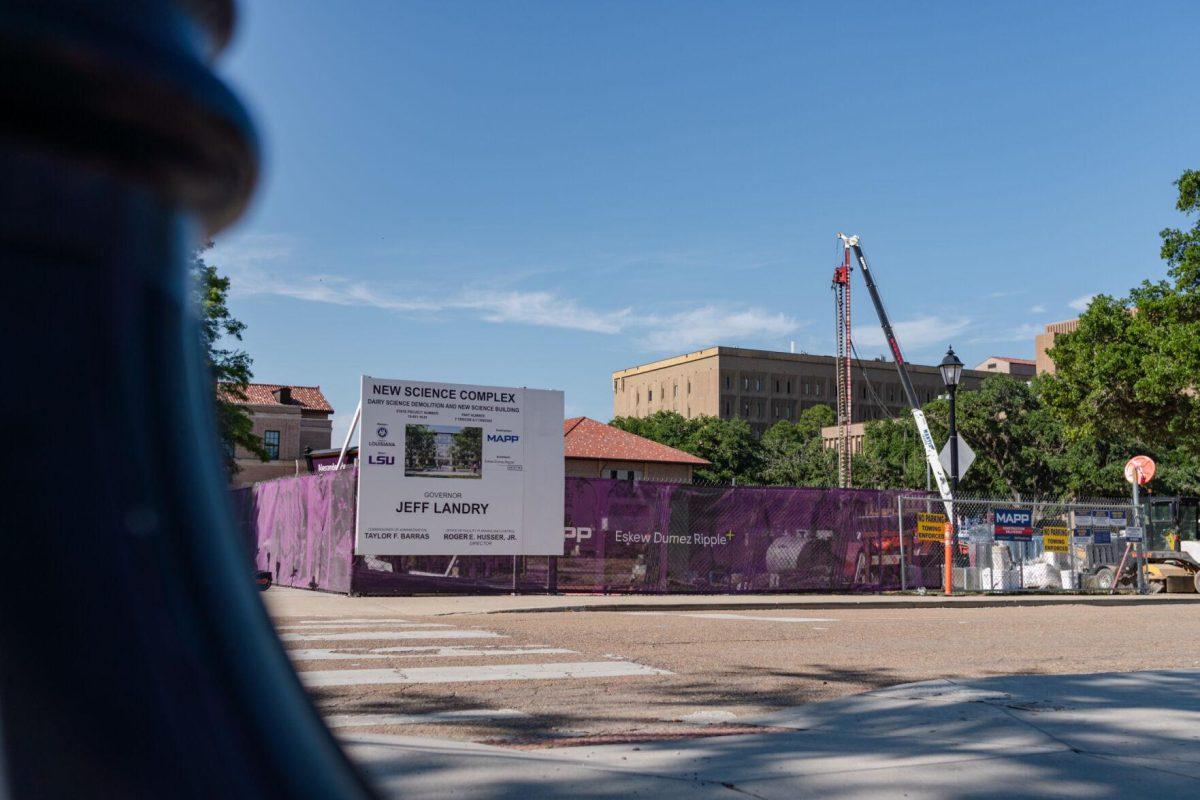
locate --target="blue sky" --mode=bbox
[212,0,1200,443]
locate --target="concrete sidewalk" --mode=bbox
[343,668,1200,799]
[264,585,1200,618]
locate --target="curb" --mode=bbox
[473,595,1200,614]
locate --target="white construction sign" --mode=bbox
[355,376,564,556]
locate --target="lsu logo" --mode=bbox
[368,454,395,466]
[487,434,519,443]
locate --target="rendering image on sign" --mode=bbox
[355,376,565,556]
[404,424,483,479]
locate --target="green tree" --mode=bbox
[451,427,482,471]
[610,411,697,451]
[760,405,837,486]
[1042,169,1200,455]
[686,416,762,484]
[194,242,267,472]
[405,425,437,471]
[937,376,1064,499]
[851,414,932,490]
[612,412,761,484]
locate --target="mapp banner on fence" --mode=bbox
[1041,526,1070,553]
[994,507,1033,540]
[355,376,564,556]
[916,512,948,542]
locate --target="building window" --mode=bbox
[673,384,678,398]
[613,380,618,395]
[758,400,765,417]
[775,380,780,392]
[743,402,750,416]
[741,377,749,390]
[687,380,691,395]
[263,429,280,460]
[724,401,730,416]
[786,380,792,394]
[725,376,731,390]
[648,389,653,402]
[755,378,763,391]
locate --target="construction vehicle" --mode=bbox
[836,235,954,519]
[1089,549,1200,593]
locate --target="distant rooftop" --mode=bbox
[218,383,333,412]
[563,417,708,465]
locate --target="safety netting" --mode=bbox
[233,469,932,594]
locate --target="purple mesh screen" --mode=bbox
[236,472,940,594]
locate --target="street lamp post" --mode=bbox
[939,347,964,595]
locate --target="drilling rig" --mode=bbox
[831,245,853,487]
[837,234,954,517]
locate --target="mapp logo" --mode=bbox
[368,454,396,466]
[487,434,519,443]
[995,509,1030,525]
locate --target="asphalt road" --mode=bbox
[274,602,1200,747]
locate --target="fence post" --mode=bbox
[897,495,907,592]
[944,519,953,596]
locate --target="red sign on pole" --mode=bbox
[1124,455,1155,486]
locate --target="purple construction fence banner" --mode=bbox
[234,470,942,595]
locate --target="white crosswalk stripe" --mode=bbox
[300,660,671,687]
[323,709,528,728]
[287,645,578,661]
[628,611,836,623]
[276,617,670,692]
[276,621,452,631]
[279,629,503,642]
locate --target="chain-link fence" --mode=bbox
[897,494,1141,593]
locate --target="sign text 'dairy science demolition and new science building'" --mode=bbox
[355,376,564,556]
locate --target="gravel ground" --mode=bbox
[274,602,1200,746]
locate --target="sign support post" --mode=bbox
[1124,455,1155,595]
[335,402,362,470]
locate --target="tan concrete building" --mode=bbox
[612,346,988,436]
[220,383,334,486]
[820,421,866,456]
[974,356,1037,378]
[1035,319,1079,374]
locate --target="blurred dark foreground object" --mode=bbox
[0,2,374,797]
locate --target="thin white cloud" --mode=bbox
[212,233,798,347]
[853,316,970,351]
[1068,293,1097,312]
[640,307,802,353]
[457,291,631,334]
[1029,304,1046,314]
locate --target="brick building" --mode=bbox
[220,383,334,486]
[612,346,988,436]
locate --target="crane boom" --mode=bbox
[837,233,954,517]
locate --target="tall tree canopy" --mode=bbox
[1041,170,1200,454]
[193,242,267,471]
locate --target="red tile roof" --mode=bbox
[563,417,709,465]
[218,383,333,412]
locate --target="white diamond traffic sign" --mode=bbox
[939,437,975,479]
